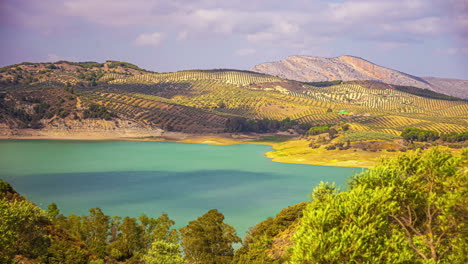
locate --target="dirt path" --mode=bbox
[76,97,82,109]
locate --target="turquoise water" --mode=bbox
[0,140,359,237]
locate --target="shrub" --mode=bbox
[308,125,331,135]
[83,104,114,120]
[325,145,336,150]
[401,127,439,142]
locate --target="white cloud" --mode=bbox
[133,32,165,47]
[4,0,466,56]
[235,48,256,56]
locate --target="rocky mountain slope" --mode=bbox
[251,55,467,98]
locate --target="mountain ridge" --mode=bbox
[251,55,467,98]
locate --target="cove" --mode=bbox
[0,140,359,237]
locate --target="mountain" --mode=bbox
[251,55,468,99]
[0,60,467,138]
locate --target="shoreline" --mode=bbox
[0,132,382,168]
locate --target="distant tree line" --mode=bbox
[106,61,146,71]
[401,127,468,143]
[303,80,343,87]
[395,85,465,101]
[441,131,468,142]
[225,117,311,133]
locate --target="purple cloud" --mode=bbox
[2,0,464,47]
[1,0,466,78]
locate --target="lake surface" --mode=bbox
[0,140,359,237]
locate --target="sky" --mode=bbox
[1,0,467,79]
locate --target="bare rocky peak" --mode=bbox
[252,55,467,98]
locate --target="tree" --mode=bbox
[47,240,89,264]
[47,202,60,219]
[142,240,184,264]
[180,209,241,264]
[401,127,439,143]
[107,216,142,261]
[83,208,110,258]
[0,199,51,262]
[290,148,467,263]
[152,213,179,243]
[328,127,337,139]
[233,203,306,264]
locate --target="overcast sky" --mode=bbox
[1,0,467,79]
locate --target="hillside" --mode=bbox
[251,55,468,99]
[0,60,467,141]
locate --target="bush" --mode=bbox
[325,145,336,150]
[83,104,114,120]
[308,125,332,136]
[401,127,439,142]
[441,132,468,142]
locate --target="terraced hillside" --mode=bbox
[0,60,467,136]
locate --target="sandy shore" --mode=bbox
[0,130,277,144]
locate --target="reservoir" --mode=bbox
[0,140,359,237]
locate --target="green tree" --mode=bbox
[0,198,51,262]
[180,209,241,264]
[233,203,306,264]
[401,127,439,142]
[47,239,89,264]
[107,216,142,261]
[152,213,179,243]
[47,202,60,219]
[84,208,110,258]
[290,148,468,263]
[142,240,184,264]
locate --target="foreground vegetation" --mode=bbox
[290,148,467,263]
[1,148,466,263]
